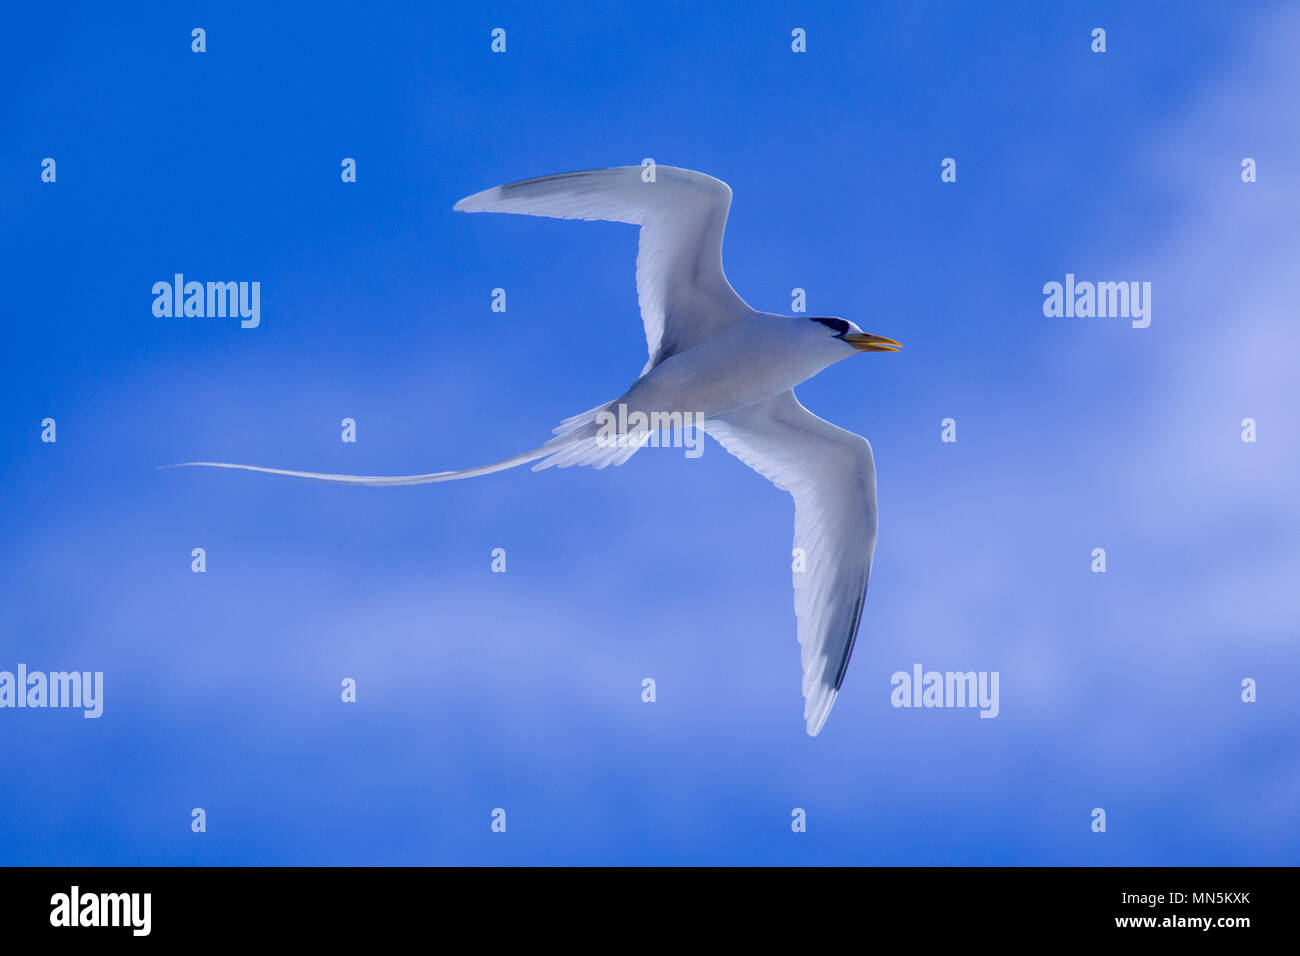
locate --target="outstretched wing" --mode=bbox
[454,165,751,372]
[705,390,878,736]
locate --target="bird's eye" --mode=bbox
[810,317,850,338]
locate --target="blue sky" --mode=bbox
[1,0,1296,865]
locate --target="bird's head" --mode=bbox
[808,317,902,354]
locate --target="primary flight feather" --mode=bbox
[178,165,901,735]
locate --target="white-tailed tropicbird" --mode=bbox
[178,166,902,735]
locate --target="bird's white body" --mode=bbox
[178,165,900,736]
[624,313,853,421]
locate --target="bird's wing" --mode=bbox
[454,166,750,372]
[704,390,878,736]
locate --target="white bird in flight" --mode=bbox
[180,166,901,735]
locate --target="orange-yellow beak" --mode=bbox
[843,332,903,353]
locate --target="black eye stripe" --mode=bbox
[810,317,850,337]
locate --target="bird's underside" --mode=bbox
[176,165,881,736]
